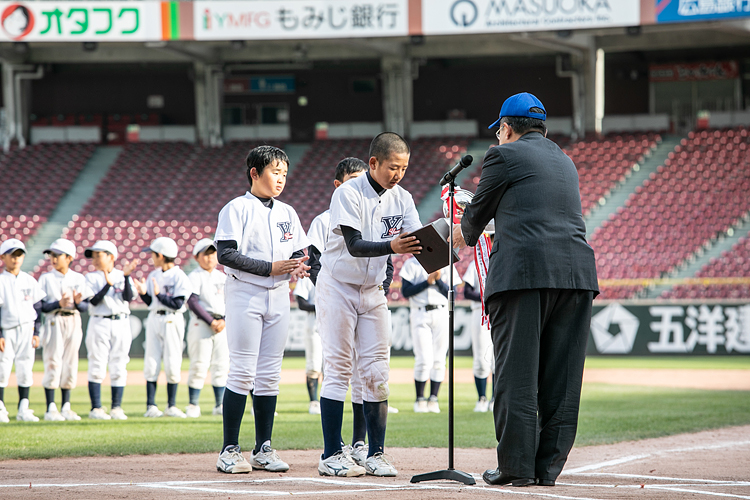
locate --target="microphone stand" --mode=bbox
[410,176,476,486]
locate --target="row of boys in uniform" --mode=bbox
[0,234,229,422]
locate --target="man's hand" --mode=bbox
[452,224,467,249]
[133,277,148,296]
[427,270,442,285]
[32,336,40,349]
[210,319,225,334]
[390,232,422,255]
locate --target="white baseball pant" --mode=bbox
[410,307,449,383]
[317,271,390,403]
[304,314,323,379]
[42,313,82,390]
[471,308,493,379]
[0,323,35,388]
[86,316,132,386]
[144,311,185,385]
[187,318,229,389]
[224,278,290,397]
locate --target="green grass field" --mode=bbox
[1,356,748,460]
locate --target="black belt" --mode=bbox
[53,311,76,316]
[423,304,445,311]
[95,314,128,320]
[156,310,175,316]
[212,313,225,320]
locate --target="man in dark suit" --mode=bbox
[452,92,598,487]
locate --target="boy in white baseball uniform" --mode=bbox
[307,157,396,466]
[316,133,422,478]
[133,237,193,419]
[38,239,93,421]
[462,260,493,413]
[185,238,228,418]
[84,240,137,420]
[400,257,461,413]
[214,145,310,474]
[0,239,45,423]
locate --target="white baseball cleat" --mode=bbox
[186,404,201,418]
[347,442,368,467]
[0,401,9,423]
[144,405,163,418]
[474,396,489,413]
[109,407,128,420]
[89,407,111,420]
[44,403,66,421]
[216,445,252,474]
[388,405,399,414]
[250,441,289,472]
[364,452,398,477]
[16,398,39,422]
[60,402,81,421]
[318,451,366,477]
[164,406,187,418]
[427,396,440,414]
[413,399,428,413]
[212,404,223,416]
[308,401,321,415]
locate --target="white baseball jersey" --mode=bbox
[145,266,192,313]
[293,276,315,305]
[188,267,226,317]
[0,271,45,329]
[38,269,93,311]
[215,191,310,288]
[85,270,132,316]
[321,173,421,286]
[399,257,461,308]
[462,265,482,311]
[307,210,330,252]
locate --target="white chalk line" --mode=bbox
[564,440,750,474]
[569,472,750,485]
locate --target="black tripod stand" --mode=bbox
[410,171,475,486]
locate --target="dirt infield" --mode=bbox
[1,425,748,499]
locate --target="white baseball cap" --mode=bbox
[192,238,216,256]
[44,238,77,258]
[148,237,178,259]
[84,240,118,259]
[0,238,26,255]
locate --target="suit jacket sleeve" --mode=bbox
[461,147,508,247]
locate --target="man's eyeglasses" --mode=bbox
[495,123,506,140]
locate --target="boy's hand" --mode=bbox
[0,338,4,352]
[73,291,83,305]
[390,232,422,255]
[31,336,40,349]
[123,259,140,277]
[210,319,225,334]
[271,258,306,276]
[290,256,310,280]
[133,277,148,296]
[151,278,160,296]
[427,270,442,285]
[103,268,114,286]
[59,294,73,308]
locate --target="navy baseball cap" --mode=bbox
[488,92,546,129]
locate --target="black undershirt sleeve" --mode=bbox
[402,278,429,298]
[383,256,394,295]
[340,226,394,258]
[308,245,322,286]
[216,240,272,277]
[157,294,185,310]
[140,294,152,306]
[122,277,134,302]
[89,283,111,306]
[436,279,450,298]
[75,300,89,312]
[296,295,316,313]
[291,249,305,260]
[464,282,482,302]
[41,300,61,313]
[187,294,216,325]
[33,301,43,336]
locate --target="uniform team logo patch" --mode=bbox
[381,216,404,238]
[277,222,293,242]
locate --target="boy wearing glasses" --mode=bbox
[38,239,93,421]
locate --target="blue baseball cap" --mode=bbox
[488,92,546,129]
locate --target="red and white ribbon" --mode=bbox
[474,232,491,327]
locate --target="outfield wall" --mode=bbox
[58,300,750,360]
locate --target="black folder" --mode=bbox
[408,218,460,274]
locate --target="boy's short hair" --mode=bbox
[246,146,289,186]
[369,132,410,163]
[334,157,368,182]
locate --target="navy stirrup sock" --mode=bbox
[306,376,319,402]
[146,381,157,407]
[111,386,124,408]
[252,395,277,453]
[429,380,441,398]
[320,397,345,459]
[189,387,201,406]
[363,400,388,456]
[213,386,225,407]
[44,388,55,407]
[475,376,487,399]
[61,388,71,406]
[414,380,426,399]
[88,382,102,410]
[222,389,247,452]
[167,383,178,407]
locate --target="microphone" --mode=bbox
[439,154,473,186]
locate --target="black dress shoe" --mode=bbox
[536,478,556,486]
[482,468,535,487]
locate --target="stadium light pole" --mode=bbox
[410,172,475,486]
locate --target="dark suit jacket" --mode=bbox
[461,132,598,301]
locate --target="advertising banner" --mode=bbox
[649,61,740,82]
[0,1,162,42]
[421,0,641,36]
[193,0,409,41]
[656,0,750,23]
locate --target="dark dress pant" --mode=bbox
[486,288,594,482]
